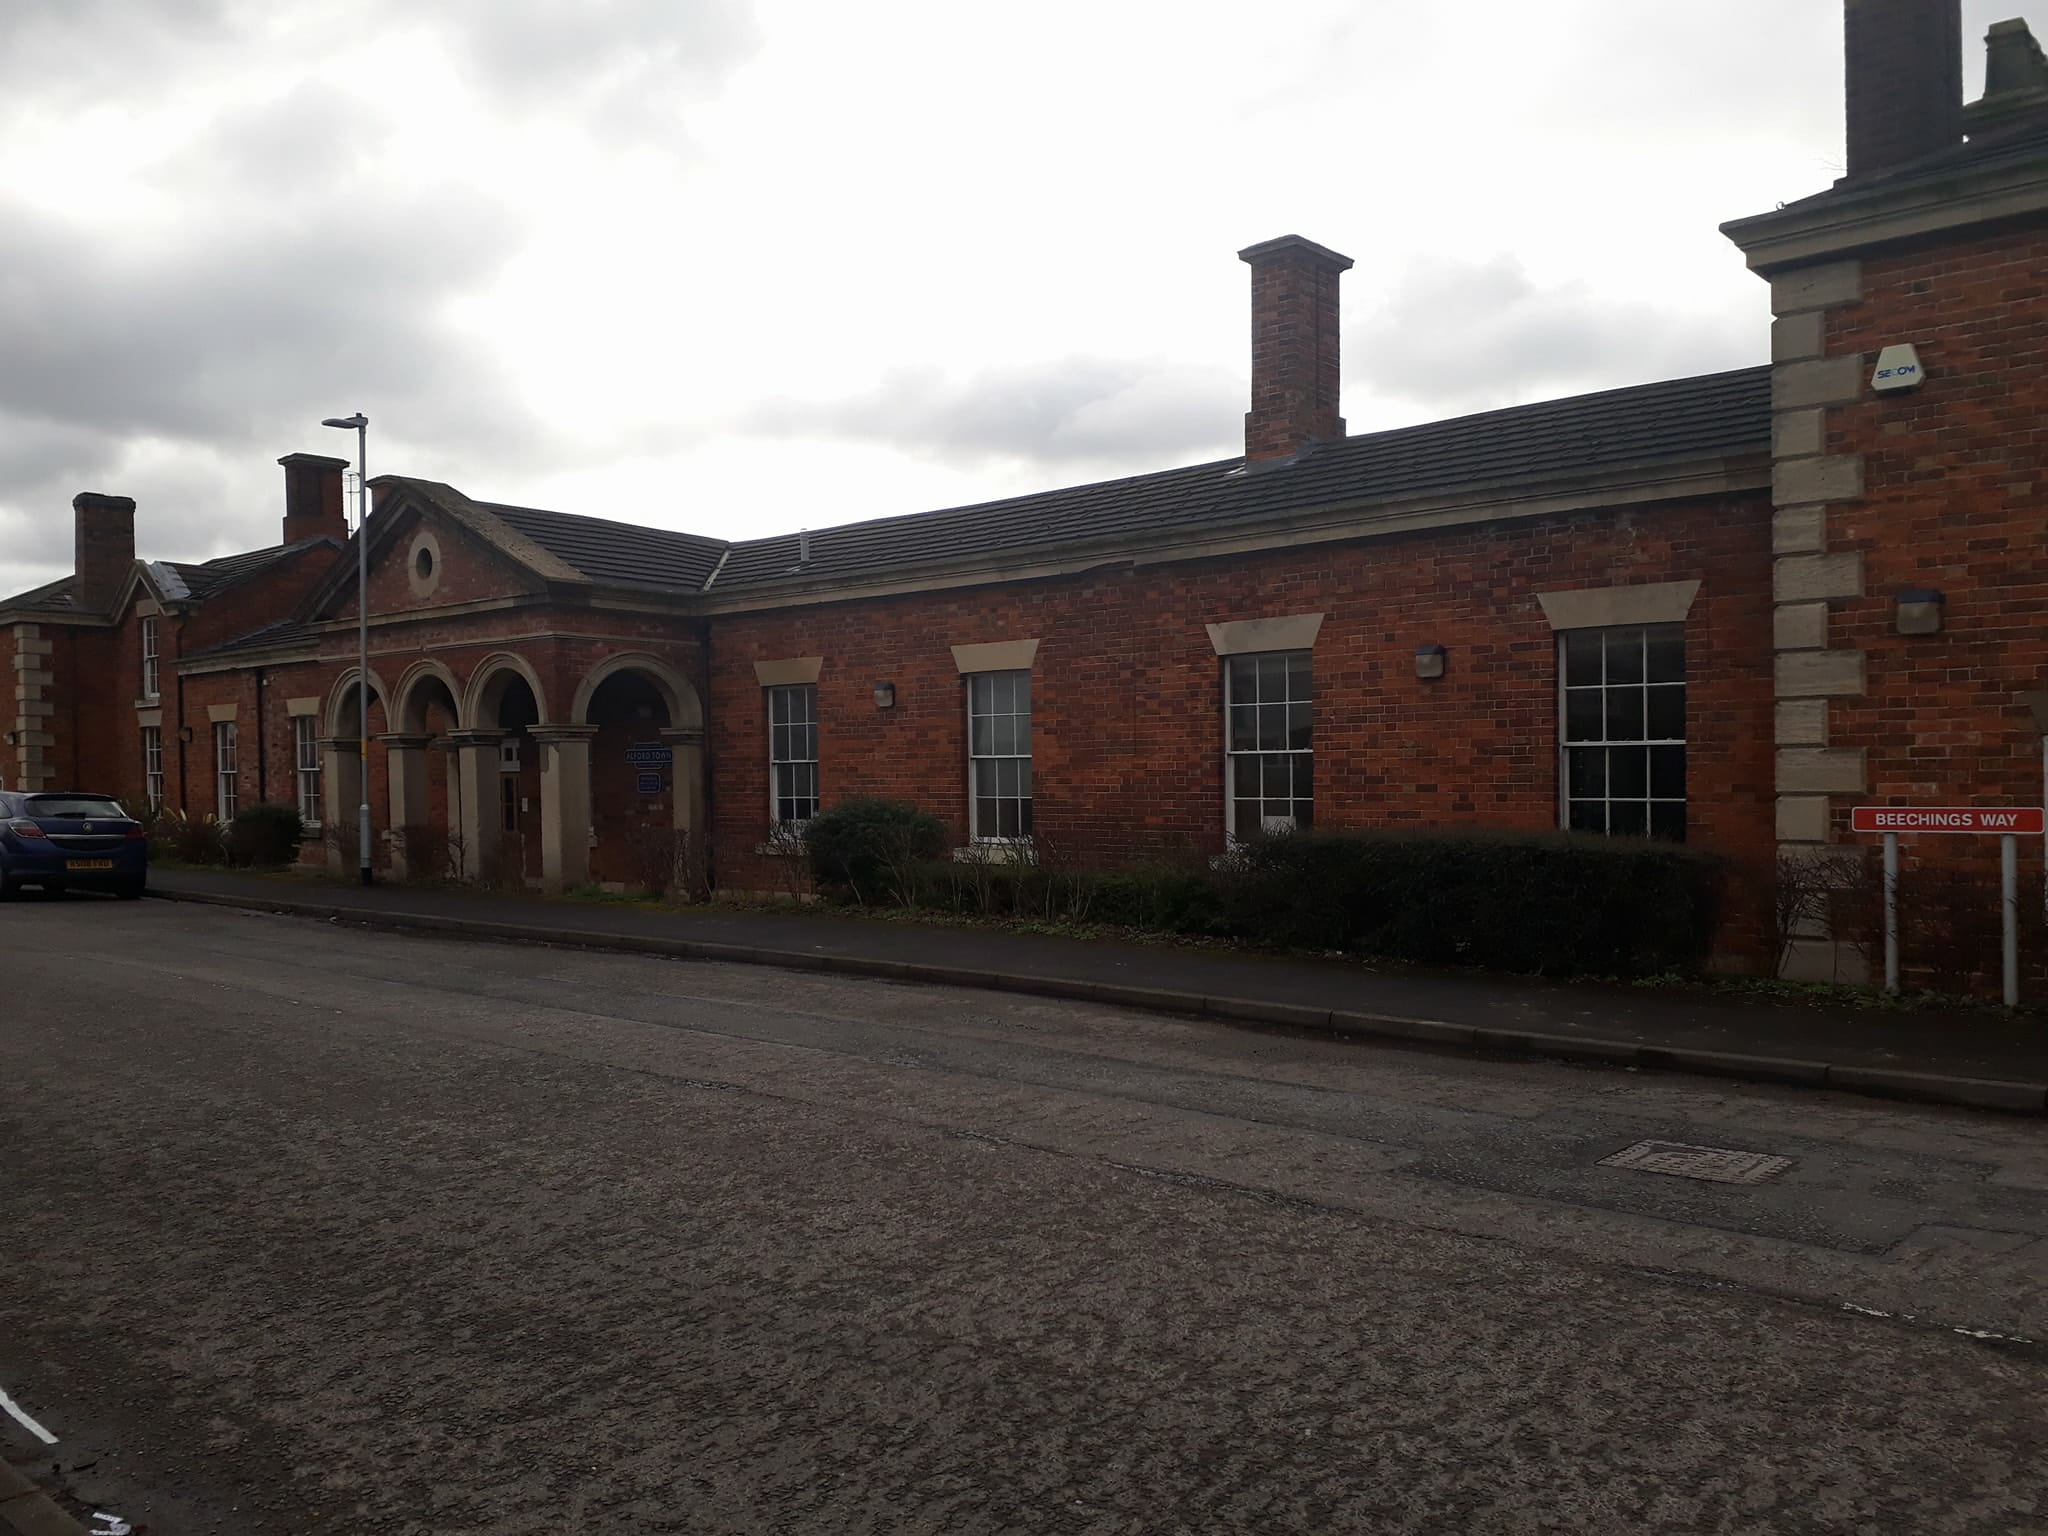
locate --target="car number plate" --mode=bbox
[65,859,115,871]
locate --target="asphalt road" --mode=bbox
[2,901,2045,1535]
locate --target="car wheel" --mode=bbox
[117,876,145,901]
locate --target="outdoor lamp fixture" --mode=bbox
[873,682,896,709]
[1895,588,1944,636]
[1414,644,1448,680]
[178,725,194,744]
[322,412,373,885]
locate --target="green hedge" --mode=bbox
[229,803,304,868]
[1209,830,1723,977]
[834,824,1723,978]
[804,797,947,903]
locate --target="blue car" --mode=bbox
[0,791,149,899]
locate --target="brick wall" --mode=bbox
[707,496,1778,942]
[1819,223,2048,985]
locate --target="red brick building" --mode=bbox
[4,1,2045,985]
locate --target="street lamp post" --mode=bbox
[322,413,372,885]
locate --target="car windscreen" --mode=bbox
[20,796,130,820]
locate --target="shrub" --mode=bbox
[1212,829,1723,977]
[230,803,304,868]
[398,823,451,883]
[151,808,228,866]
[628,828,701,900]
[804,797,946,904]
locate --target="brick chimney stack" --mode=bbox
[72,492,136,615]
[1239,234,1353,463]
[277,452,351,545]
[1844,0,1962,180]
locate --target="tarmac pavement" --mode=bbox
[150,866,2048,1109]
[3,899,2046,1533]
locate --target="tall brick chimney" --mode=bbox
[1239,234,1353,463]
[72,492,136,615]
[277,452,350,544]
[1844,0,1962,180]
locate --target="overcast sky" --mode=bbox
[0,1,2023,597]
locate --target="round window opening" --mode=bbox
[414,546,436,582]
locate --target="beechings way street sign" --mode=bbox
[1850,806,2045,835]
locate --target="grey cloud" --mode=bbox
[0,80,554,589]
[0,0,239,101]
[0,0,757,136]
[1346,254,1761,421]
[431,0,756,97]
[756,358,1244,471]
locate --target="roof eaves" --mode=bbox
[1723,138,2048,272]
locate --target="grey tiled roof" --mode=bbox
[0,575,80,615]
[707,365,1773,592]
[186,619,313,659]
[479,501,730,592]
[67,363,1776,656]
[163,538,336,600]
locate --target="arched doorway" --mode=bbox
[465,662,544,888]
[584,669,674,888]
[321,669,389,875]
[386,662,463,881]
[571,654,706,895]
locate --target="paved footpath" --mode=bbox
[3,900,2048,1534]
[150,868,2048,1111]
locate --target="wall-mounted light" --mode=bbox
[1414,644,1447,680]
[179,725,195,744]
[873,682,896,709]
[1895,588,1944,636]
[1,731,14,747]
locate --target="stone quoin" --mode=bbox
[5,1,2047,996]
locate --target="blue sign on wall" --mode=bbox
[636,772,664,795]
[625,742,673,768]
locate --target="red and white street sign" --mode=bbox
[1850,805,2045,835]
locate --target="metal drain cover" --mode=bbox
[1599,1139,1793,1186]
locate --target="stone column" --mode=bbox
[447,730,503,884]
[531,725,598,893]
[317,737,361,875]
[379,734,432,881]
[1767,260,1870,982]
[12,625,55,792]
[662,726,707,897]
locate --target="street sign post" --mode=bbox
[1850,805,2042,1004]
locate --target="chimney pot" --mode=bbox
[1968,18,2048,133]
[1844,0,1963,180]
[277,452,351,545]
[72,491,137,615]
[1239,234,1353,463]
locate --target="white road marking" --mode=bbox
[0,1385,58,1444]
[1838,1301,2035,1346]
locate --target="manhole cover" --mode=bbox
[1598,1139,1793,1185]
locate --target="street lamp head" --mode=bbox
[321,414,368,430]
